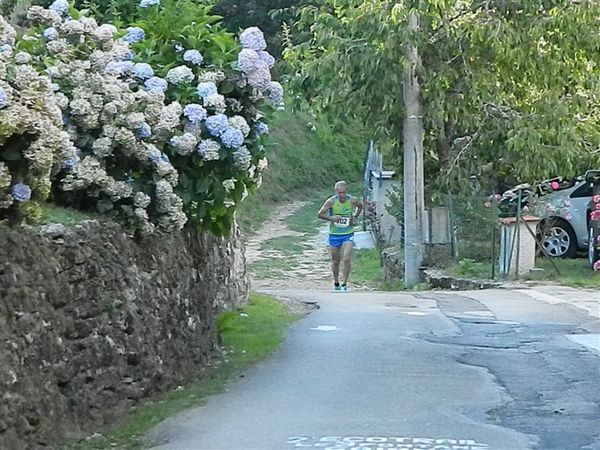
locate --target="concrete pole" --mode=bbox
[403,9,425,288]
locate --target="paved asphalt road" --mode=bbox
[146,289,600,450]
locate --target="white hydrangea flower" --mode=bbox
[165,65,194,85]
[92,137,113,158]
[222,178,236,191]
[14,52,32,64]
[257,157,268,171]
[61,20,85,36]
[197,70,226,83]
[91,24,118,42]
[229,116,251,137]
[203,93,226,113]
[170,132,198,156]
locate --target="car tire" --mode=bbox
[589,226,600,268]
[539,219,578,258]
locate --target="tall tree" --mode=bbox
[285,0,600,192]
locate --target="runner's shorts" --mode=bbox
[329,233,354,248]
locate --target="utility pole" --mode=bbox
[403,9,425,288]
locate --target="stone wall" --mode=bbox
[0,220,249,449]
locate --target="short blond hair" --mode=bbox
[334,181,347,190]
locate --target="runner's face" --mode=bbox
[336,187,347,201]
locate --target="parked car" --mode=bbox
[586,171,600,268]
[532,172,597,258]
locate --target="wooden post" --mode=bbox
[403,9,425,288]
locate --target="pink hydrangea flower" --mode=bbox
[551,181,560,190]
[591,210,600,222]
[594,259,600,271]
[593,194,600,204]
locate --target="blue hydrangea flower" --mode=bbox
[160,153,170,163]
[196,81,218,99]
[43,27,59,41]
[266,81,284,104]
[183,49,204,66]
[237,49,261,72]
[183,104,207,125]
[122,27,145,43]
[49,0,69,15]
[254,122,269,136]
[205,114,229,137]
[137,123,152,139]
[144,76,168,93]
[240,27,267,51]
[11,183,31,202]
[64,159,76,170]
[132,62,154,80]
[105,61,134,77]
[122,50,135,61]
[258,51,275,68]
[221,127,244,149]
[0,44,12,57]
[0,87,8,109]
[140,0,160,7]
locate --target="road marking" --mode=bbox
[287,436,489,449]
[405,311,427,316]
[565,334,600,353]
[310,325,339,331]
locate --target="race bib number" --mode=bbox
[334,217,350,228]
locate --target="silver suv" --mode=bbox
[532,172,596,258]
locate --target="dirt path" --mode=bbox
[245,201,333,290]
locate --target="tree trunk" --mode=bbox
[403,9,425,289]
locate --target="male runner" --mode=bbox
[317,181,363,291]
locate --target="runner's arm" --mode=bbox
[318,199,341,222]
[352,197,363,219]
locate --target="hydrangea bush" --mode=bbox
[0,15,63,223]
[123,0,279,234]
[19,4,186,233]
[4,0,281,235]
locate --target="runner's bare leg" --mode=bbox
[341,241,354,285]
[330,246,341,285]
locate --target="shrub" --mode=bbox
[0,15,63,224]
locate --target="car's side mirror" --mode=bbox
[584,170,600,185]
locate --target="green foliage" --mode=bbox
[40,204,97,225]
[236,108,366,233]
[286,0,600,193]
[451,258,491,279]
[527,258,600,288]
[213,0,311,57]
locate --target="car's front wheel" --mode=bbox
[588,226,599,268]
[539,219,578,258]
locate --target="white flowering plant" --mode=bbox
[0,15,63,224]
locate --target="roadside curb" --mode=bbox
[423,268,501,290]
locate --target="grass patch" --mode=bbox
[66,293,300,450]
[285,196,327,235]
[249,257,300,279]
[526,258,600,288]
[260,236,311,254]
[40,204,97,226]
[351,249,408,291]
[448,258,495,280]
